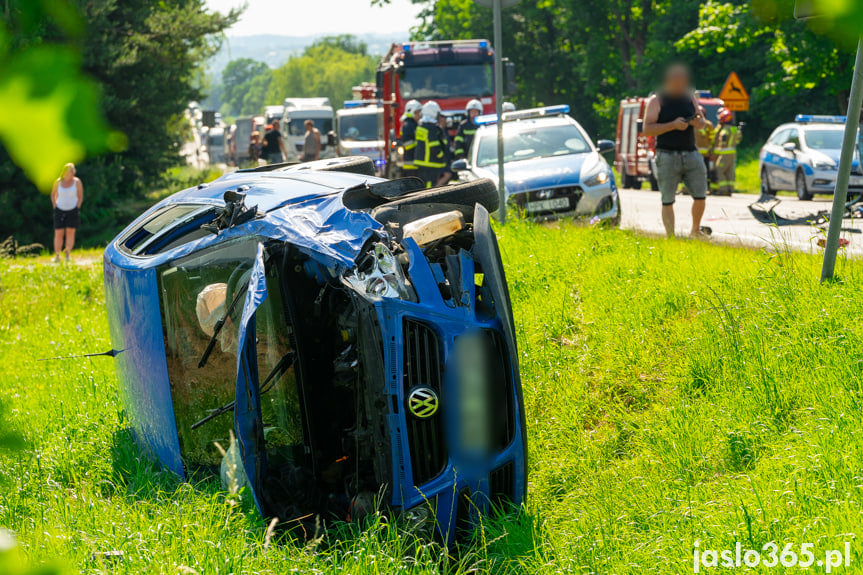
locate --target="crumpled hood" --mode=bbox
[473,152,601,195]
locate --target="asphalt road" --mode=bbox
[618,188,863,257]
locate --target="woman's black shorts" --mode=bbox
[53,207,80,230]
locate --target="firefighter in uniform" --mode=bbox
[398,99,422,177]
[454,99,483,160]
[414,100,447,188]
[711,107,742,196]
[694,106,715,186]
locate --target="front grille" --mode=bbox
[489,461,515,509]
[404,319,447,486]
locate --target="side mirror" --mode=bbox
[504,60,517,95]
[597,139,615,154]
[451,159,469,172]
[783,142,797,152]
[327,131,336,147]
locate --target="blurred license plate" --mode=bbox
[850,176,863,187]
[527,198,569,212]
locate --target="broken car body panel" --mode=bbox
[103,162,525,543]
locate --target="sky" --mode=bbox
[205,0,419,37]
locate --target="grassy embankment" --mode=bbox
[2,223,863,573]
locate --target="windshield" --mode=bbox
[158,239,302,469]
[287,117,333,136]
[339,113,379,142]
[805,129,843,150]
[400,64,493,99]
[475,123,591,167]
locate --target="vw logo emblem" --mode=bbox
[407,387,439,419]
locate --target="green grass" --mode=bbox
[3,225,863,573]
[735,147,761,194]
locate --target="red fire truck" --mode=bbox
[376,40,511,178]
[614,91,725,189]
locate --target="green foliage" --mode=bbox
[0,0,239,247]
[221,58,270,116]
[0,1,120,191]
[266,37,378,111]
[4,229,863,571]
[382,0,859,144]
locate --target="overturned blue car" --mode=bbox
[103,157,526,543]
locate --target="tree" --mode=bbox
[267,37,376,111]
[309,34,369,56]
[0,0,239,246]
[222,58,270,115]
[372,0,860,142]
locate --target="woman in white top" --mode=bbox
[50,163,84,262]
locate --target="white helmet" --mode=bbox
[466,99,483,114]
[502,102,516,113]
[405,99,422,118]
[421,100,441,122]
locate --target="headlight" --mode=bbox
[583,169,609,187]
[812,161,837,170]
[343,242,413,300]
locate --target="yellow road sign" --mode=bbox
[719,71,749,112]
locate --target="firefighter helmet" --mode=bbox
[466,99,483,114]
[421,100,441,121]
[718,107,733,124]
[502,102,516,113]
[405,99,422,118]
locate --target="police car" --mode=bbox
[759,115,863,200]
[451,105,620,223]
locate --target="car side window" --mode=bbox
[787,129,800,147]
[771,129,789,145]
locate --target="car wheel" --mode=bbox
[289,156,376,177]
[385,178,499,214]
[760,167,775,197]
[796,170,813,201]
[623,174,638,189]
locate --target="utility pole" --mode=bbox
[821,38,863,282]
[475,0,520,222]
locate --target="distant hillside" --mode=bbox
[208,32,410,77]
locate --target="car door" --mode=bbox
[762,129,786,188]
[778,128,801,188]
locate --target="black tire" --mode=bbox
[622,173,638,189]
[760,167,775,196]
[796,170,813,201]
[286,156,376,177]
[649,172,659,191]
[385,178,500,214]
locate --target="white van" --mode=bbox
[282,98,335,160]
[335,104,384,174]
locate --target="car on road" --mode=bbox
[102,157,526,545]
[759,115,863,200]
[452,105,620,224]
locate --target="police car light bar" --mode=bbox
[795,114,847,124]
[475,104,570,126]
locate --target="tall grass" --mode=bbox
[1,223,862,573]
